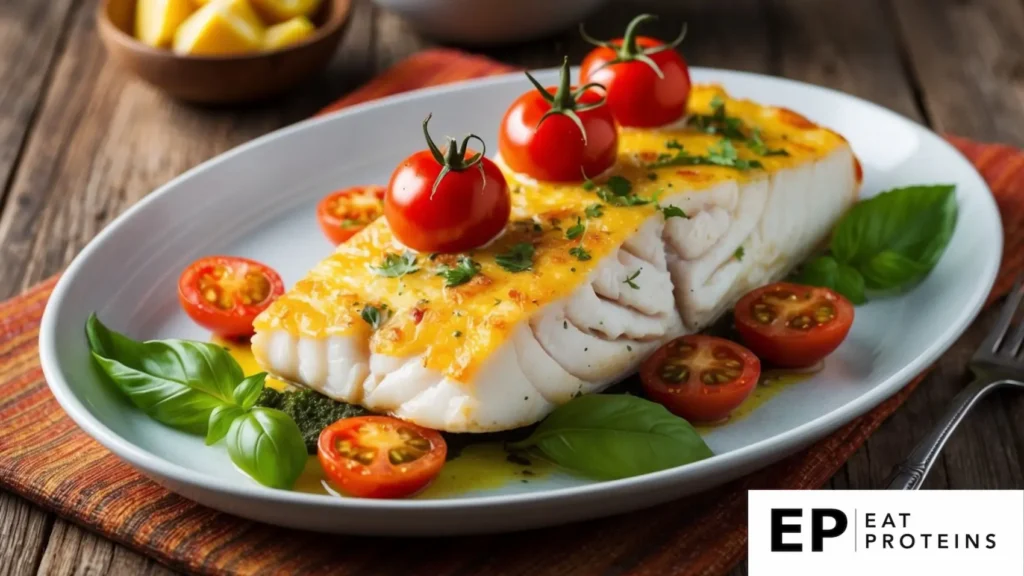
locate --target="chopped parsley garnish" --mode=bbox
[453,330,463,338]
[660,204,688,219]
[707,139,764,170]
[340,218,362,228]
[584,204,604,218]
[606,175,632,196]
[370,251,419,277]
[650,138,764,171]
[590,175,655,207]
[688,95,747,140]
[646,172,658,180]
[581,179,596,191]
[495,242,535,273]
[569,246,592,261]
[623,268,642,289]
[747,128,789,157]
[734,246,745,261]
[360,304,388,329]
[688,97,789,158]
[436,256,480,287]
[565,217,586,240]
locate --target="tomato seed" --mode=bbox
[336,439,378,466]
[814,305,834,323]
[752,302,776,323]
[388,447,423,465]
[788,315,813,330]
[701,369,739,385]
[659,360,690,384]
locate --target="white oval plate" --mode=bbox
[39,67,1001,536]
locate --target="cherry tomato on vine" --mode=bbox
[385,115,510,253]
[734,282,854,368]
[498,56,618,182]
[316,185,385,245]
[318,416,447,499]
[178,256,285,337]
[640,335,760,423]
[579,14,692,129]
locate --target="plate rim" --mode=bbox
[38,66,1003,513]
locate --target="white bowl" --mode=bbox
[372,0,609,45]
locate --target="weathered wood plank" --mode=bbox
[35,520,175,576]
[0,0,376,300]
[0,0,374,569]
[889,0,1024,146]
[0,492,51,576]
[0,0,79,205]
[885,0,1024,490]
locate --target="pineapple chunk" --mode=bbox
[173,0,265,56]
[263,16,315,50]
[250,0,321,23]
[135,0,195,48]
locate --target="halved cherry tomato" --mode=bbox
[498,57,618,182]
[640,335,760,423]
[178,256,285,337]
[579,14,691,129]
[316,185,385,245]
[734,282,854,368]
[385,114,510,253]
[318,416,447,499]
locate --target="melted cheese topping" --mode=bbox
[254,85,851,381]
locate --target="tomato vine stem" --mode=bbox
[421,114,487,198]
[524,56,606,145]
[580,14,688,80]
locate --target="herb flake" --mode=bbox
[569,246,592,261]
[495,243,535,273]
[370,251,419,277]
[436,256,481,287]
[623,268,642,290]
[565,217,586,240]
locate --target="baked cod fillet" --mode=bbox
[252,86,861,432]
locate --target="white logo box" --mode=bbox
[749,490,1023,575]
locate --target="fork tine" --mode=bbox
[980,275,1024,354]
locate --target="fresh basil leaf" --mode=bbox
[830,184,957,290]
[87,315,242,404]
[207,405,246,445]
[234,373,267,410]
[793,255,839,290]
[87,313,281,440]
[226,407,307,489]
[507,395,712,479]
[859,250,931,292]
[792,255,867,304]
[86,314,250,434]
[835,263,867,305]
[91,353,224,435]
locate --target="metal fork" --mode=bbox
[885,276,1024,490]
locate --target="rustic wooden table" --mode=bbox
[1,0,1023,574]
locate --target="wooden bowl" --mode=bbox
[98,0,352,104]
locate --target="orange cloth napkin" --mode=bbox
[1,49,1023,576]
